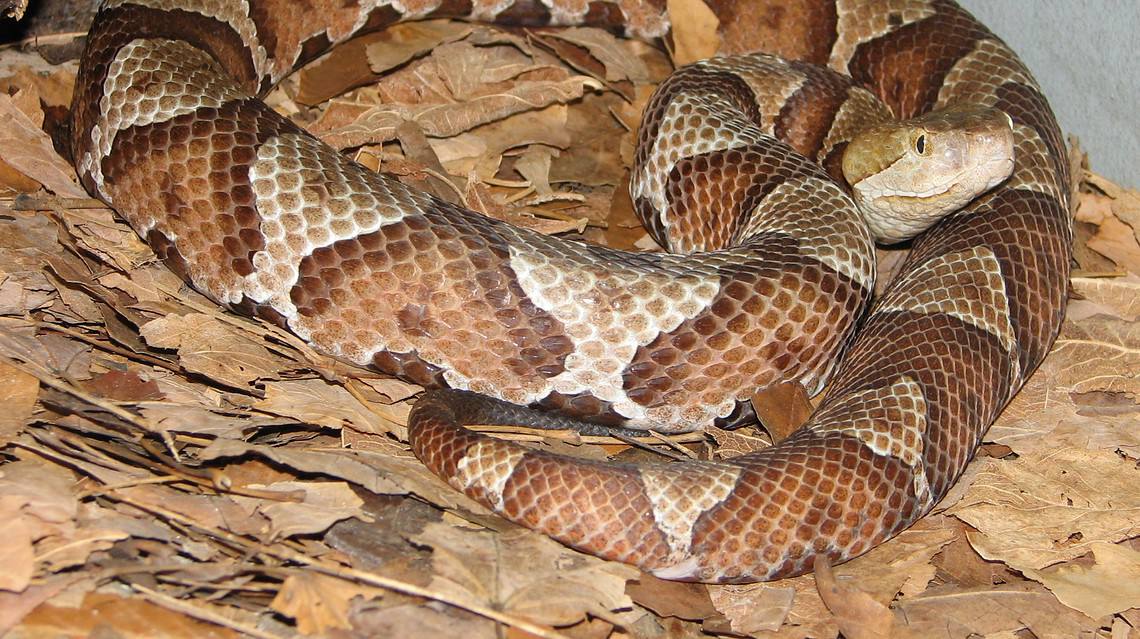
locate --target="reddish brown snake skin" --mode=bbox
[72,0,1071,582]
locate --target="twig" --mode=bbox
[104,493,573,639]
[131,583,286,639]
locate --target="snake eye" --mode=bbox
[915,134,927,155]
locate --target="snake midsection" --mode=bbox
[72,0,1072,582]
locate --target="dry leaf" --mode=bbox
[667,0,720,65]
[626,576,718,622]
[0,360,37,442]
[1023,541,1140,619]
[544,28,650,83]
[139,313,283,388]
[1070,274,1140,321]
[750,380,814,442]
[255,378,406,437]
[0,498,34,592]
[0,93,85,198]
[706,582,794,634]
[271,572,382,635]
[199,439,409,497]
[16,592,242,639]
[0,575,89,636]
[894,582,1099,638]
[813,556,895,639]
[346,602,495,639]
[948,448,1140,573]
[1051,315,1140,395]
[414,522,638,627]
[365,20,474,74]
[1086,215,1140,273]
[233,481,366,541]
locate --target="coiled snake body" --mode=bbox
[72,0,1072,582]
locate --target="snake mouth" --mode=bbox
[877,154,1015,203]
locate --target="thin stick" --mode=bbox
[105,493,572,639]
[131,583,285,639]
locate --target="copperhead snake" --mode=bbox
[71,0,1072,582]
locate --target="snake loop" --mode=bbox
[72,0,1071,582]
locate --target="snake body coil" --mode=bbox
[72,0,1071,582]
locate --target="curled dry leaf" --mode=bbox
[311,39,599,150]
[365,20,474,75]
[542,27,651,83]
[0,93,85,198]
[199,438,410,497]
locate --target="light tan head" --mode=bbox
[842,105,1015,244]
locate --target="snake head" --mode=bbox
[842,105,1015,244]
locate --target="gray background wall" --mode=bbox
[958,0,1139,187]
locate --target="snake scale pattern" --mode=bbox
[72,0,1071,582]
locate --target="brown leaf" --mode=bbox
[1086,215,1140,273]
[311,37,597,152]
[198,438,410,497]
[0,64,75,109]
[255,378,407,437]
[1023,541,1140,619]
[233,481,366,540]
[17,592,243,639]
[751,380,814,443]
[934,534,1019,589]
[366,20,475,75]
[271,572,382,635]
[0,92,85,197]
[0,499,34,592]
[1085,171,1140,241]
[708,426,771,459]
[543,28,650,83]
[1051,315,1140,395]
[894,582,1099,638]
[813,556,896,639]
[139,313,284,389]
[836,521,957,602]
[413,522,638,627]
[706,581,795,634]
[81,370,163,402]
[627,577,719,625]
[0,575,90,635]
[0,360,37,442]
[948,448,1140,573]
[667,0,720,65]
[346,602,495,639]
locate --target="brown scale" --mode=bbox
[101,99,296,300]
[631,67,762,249]
[773,60,862,160]
[290,206,576,395]
[621,239,863,414]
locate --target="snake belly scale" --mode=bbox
[71,0,1072,582]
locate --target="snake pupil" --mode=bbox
[915,134,926,154]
